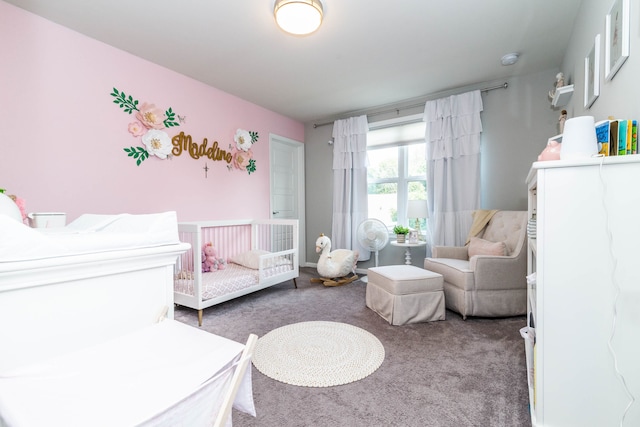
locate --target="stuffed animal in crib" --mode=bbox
[202,242,227,272]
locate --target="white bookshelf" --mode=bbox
[525,156,640,426]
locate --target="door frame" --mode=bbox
[269,133,306,265]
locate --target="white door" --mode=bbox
[269,134,305,265]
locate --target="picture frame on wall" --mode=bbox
[584,34,600,109]
[605,0,629,81]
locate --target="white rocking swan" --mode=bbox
[311,233,359,287]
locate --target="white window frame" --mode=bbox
[367,114,426,233]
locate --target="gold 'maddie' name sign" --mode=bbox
[171,132,232,163]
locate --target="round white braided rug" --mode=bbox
[252,321,385,387]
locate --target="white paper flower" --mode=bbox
[142,129,172,159]
[234,129,253,152]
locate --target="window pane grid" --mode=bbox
[367,137,426,230]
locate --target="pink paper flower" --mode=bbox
[232,148,253,171]
[128,121,146,137]
[135,103,165,129]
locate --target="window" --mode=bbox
[367,116,427,233]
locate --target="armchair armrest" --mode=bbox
[432,245,468,260]
[470,254,526,290]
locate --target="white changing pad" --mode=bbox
[0,211,181,262]
[0,320,255,427]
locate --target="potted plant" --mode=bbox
[393,225,410,243]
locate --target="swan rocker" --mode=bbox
[310,233,359,287]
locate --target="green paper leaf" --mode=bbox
[163,107,179,128]
[110,87,139,114]
[247,159,256,175]
[250,131,259,144]
[124,146,148,165]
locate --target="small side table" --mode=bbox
[390,240,427,265]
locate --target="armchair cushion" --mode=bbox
[424,258,474,291]
[468,237,507,258]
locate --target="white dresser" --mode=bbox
[525,156,640,426]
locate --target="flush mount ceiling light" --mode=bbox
[501,53,520,66]
[274,0,324,36]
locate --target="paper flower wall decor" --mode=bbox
[111,87,180,166]
[229,129,259,174]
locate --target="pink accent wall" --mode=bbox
[0,1,304,223]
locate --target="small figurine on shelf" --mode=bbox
[548,72,565,99]
[559,110,567,134]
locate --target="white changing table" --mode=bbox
[0,212,190,371]
[0,212,256,426]
[0,320,256,427]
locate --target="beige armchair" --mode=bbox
[424,210,527,319]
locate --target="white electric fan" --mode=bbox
[356,218,390,283]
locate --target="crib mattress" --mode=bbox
[175,262,293,300]
[0,320,255,427]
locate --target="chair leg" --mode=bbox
[213,334,259,427]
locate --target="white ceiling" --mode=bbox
[6,0,583,123]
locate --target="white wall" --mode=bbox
[303,0,640,269]
[560,0,640,121]
[303,70,560,268]
[481,70,563,210]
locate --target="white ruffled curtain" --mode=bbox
[331,115,370,261]
[424,90,483,249]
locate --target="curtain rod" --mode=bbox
[312,82,508,128]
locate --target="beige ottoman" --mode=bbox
[365,265,445,325]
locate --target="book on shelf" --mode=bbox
[632,120,638,154]
[609,120,619,156]
[627,120,633,154]
[618,120,628,156]
[601,118,639,156]
[595,120,610,156]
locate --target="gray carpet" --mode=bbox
[174,267,532,427]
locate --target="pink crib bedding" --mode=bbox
[174,262,293,301]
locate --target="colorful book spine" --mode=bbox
[618,120,627,156]
[626,120,633,154]
[632,120,638,154]
[609,120,619,156]
[595,120,610,156]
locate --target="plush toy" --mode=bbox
[202,242,227,272]
[310,233,359,287]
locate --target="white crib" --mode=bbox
[175,219,299,326]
